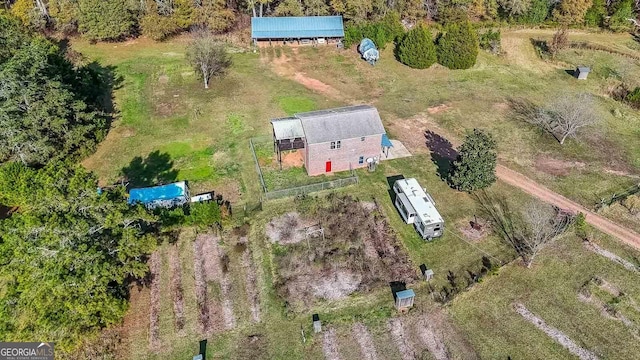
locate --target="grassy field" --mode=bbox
[71,29,640,359]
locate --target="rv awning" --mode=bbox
[397,193,413,214]
[381,134,393,148]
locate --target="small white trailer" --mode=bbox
[392,178,444,240]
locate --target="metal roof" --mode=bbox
[271,117,304,140]
[394,178,444,225]
[128,181,187,205]
[297,105,385,144]
[251,16,344,39]
[576,66,590,73]
[396,289,415,300]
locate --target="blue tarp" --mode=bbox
[381,133,393,148]
[395,289,415,300]
[128,182,187,205]
[251,16,344,39]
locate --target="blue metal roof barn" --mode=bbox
[251,16,344,40]
[128,181,189,209]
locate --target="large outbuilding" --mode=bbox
[271,105,390,176]
[251,16,344,47]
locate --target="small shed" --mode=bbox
[312,314,321,333]
[575,66,590,80]
[395,289,415,311]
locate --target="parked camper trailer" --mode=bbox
[128,181,190,209]
[393,178,444,240]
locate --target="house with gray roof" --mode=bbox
[271,105,390,176]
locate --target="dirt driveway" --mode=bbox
[390,112,640,251]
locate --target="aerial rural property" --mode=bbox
[2,1,640,359]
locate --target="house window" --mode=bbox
[358,156,364,164]
[361,136,365,141]
[330,141,335,149]
[336,140,341,149]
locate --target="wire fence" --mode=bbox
[596,183,640,210]
[263,176,359,200]
[249,137,359,201]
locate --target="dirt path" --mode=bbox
[388,318,417,360]
[351,323,379,360]
[514,303,600,360]
[322,328,341,360]
[496,165,640,251]
[168,246,186,334]
[584,242,640,273]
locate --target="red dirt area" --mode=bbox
[280,149,304,168]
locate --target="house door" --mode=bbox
[325,161,332,172]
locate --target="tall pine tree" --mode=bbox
[396,24,437,69]
[449,129,497,192]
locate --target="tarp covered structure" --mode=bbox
[358,38,379,65]
[128,181,189,209]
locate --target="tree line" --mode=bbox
[1,0,637,42]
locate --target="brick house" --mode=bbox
[271,105,390,176]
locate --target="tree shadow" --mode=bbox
[425,130,458,181]
[121,151,179,189]
[507,97,538,123]
[386,174,405,203]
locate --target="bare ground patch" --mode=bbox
[457,218,490,242]
[388,318,418,360]
[352,323,379,360]
[280,149,304,168]
[514,303,600,360]
[193,237,212,334]
[168,245,186,334]
[584,241,640,273]
[269,52,343,100]
[272,196,416,307]
[148,251,161,350]
[266,212,316,245]
[322,328,341,360]
[534,156,586,176]
[415,316,450,360]
[239,237,261,323]
[198,233,236,330]
[427,104,451,114]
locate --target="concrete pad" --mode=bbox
[381,140,412,160]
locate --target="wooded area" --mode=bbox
[1,0,638,42]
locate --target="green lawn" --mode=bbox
[70,29,640,360]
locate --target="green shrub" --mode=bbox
[140,13,181,41]
[343,25,363,48]
[396,24,437,69]
[478,29,501,54]
[625,87,640,108]
[380,11,405,43]
[187,201,222,227]
[361,23,388,50]
[437,20,479,70]
[584,0,606,27]
[607,0,634,32]
[520,0,552,24]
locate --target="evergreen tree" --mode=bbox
[77,0,134,41]
[584,0,606,26]
[607,0,634,32]
[0,15,110,166]
[437,20,479,70]
[520,0,551,24]
[0,161,157,352]
[396,24,437,69]
[449,129,497,192]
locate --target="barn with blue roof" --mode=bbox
[251,16,344,46]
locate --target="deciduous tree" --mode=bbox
[186,30,232,89]
[532,93,600,144]
[497,0,532,16]
[449,129,497,192]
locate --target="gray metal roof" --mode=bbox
[296,105,385,144]
[576,66,590,73]
[271,117,304,140]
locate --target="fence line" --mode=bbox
[249,138,267,195]
[264,176,359,200]
[596,183,640,210]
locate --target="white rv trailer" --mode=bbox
[393,178,444,240]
